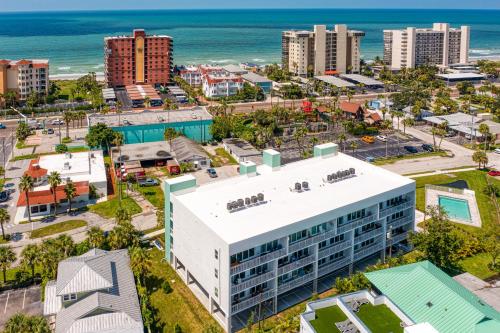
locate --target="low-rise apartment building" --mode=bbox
[383,23,470,70]
[202,72,244,98]
[282,25,365,77]
[15,151,107,223]
[0,59,49,104]
[164,143,416,332]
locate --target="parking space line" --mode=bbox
[3,292,9,314]
[22,289,27,309]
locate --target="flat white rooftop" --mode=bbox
[173,152,414,244]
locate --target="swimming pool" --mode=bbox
[438,196,472,222]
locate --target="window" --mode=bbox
[214,249,218,260]
[30,206,39,214]
[63,293,77,301]
[214,269,218,279]
[214,287,218,297]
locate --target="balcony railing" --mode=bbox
[390,231,410,245]
[278,255,316,276]
[317,257,351,277]
[288,228,336,253]
[278,272,315,294]
[231,271,275,295]
[337,214,377,234]
[388,216,414,229]
[231,289,275,314]
[317,240,352,260]
[380,201,414,217]
[230,248,286,275]
[354,241,384,261]
[354,227,383,244]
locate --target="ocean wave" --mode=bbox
[469,49,493,55]
[208,59,235,64]
[252,58,266,63]
[93,64,104,69]
[57,66,71,71]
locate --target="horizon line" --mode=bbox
[1,7,500,14]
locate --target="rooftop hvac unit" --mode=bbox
[302,181,309,190]
[327,174,333,182]
[336,171,342,178]
[237,199,244,207]
[350,168,355,175]
[251,195,258,204]
[63,162,71,170]
[245,197,251,205]
[295,182,302,191]
[332,173,338,180]
[257,193,264,201]
[343,170,349,177]
[227,202,232,210]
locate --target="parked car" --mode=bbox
[487,170,500,177]
[0,191,9,202]
[365,156,375,163]
[0,123,6,129]
[404,146,418,153]
[47,128,54,134]
[361,136,375,144]
[494,148,500,154]
[207,168,218,178]
[445,131,456,137]
[376,135,387,142]
[421,144,434,152]
[138,178,159,187]
[51,119,64,125]
[464,134,472,140]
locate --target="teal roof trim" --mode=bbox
[365,261,500,333]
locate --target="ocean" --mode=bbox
[0,9,500,77]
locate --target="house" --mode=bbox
[170,136,211,169]
[222,138,262,165]
[364,111,382,125]
[339,101,364,121]
[43,249,143,333]
[15,151,107,223]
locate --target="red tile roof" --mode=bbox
[25,159,48,179]
[340,101,363,114]
[367,112,382,122]
[17,181,89,207]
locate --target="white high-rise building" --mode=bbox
[383,23,470,70]
[282,25,365,77]
[164,143,416,332]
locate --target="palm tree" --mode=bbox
[402,118,415,134]
[62,111,73,139]
[0,208,9,240]
[47,171,62,217]
[478,123,491,152]
[64,180,77,213]
[129,246,152,286]
[337,133,347,152]
[77,110,87,128]
[112,134,124,202]
[87,226,105,249]
[472,151,488,169]
[20,244,39,280]
[144,96,151,109]
[115,207,131,225]
[55,234,75,257]
[349,141,358,154]
[19,175,34,223]
[0,246,16,283]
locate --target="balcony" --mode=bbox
[337,214,377,234]
[317,257,351,277]
[231,271,275,295]
[354,227,383,244]
[288,228,336,253]
[388,216,414,229]
[277,272,315,294]
[231,289,275,314]
[354,241,384,261]
[230,247,286,275]
[317,240,352,260]
[390,231,410,245]
[380,200,414,217]
[278,255,316,276]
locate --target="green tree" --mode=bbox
[3,313,50,333]
[39,239,65,279]
[472,150,488,169]
[129,246,152,286]
[349,140,358,154]
[20,244,40,280]
[19,174,34,223]
[87,226,105,249]
[0,208,9,240]
[16,122,31,141]
[481,224,500,270]
[409,206,464,270]
[108,222,140,250]
[85,123,121,153]
[202,324,222,333]
[478,123,491,152]
[48,171,62,217]
[0,246,16,283]
[115,207,132,224]
[64,180,77,212]
[62,111,73,139]
[55,234,75,257]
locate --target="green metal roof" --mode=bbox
[365,261,500,333]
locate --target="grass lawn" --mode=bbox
[10,153,39,161]
[205,147,238,167]
[89,196,142,219]
[412,170,500,233]
[30,220,87,239]
[373,151,449,165]
[310,306,347,333]
[148,248,221,332]
[356,304,403,333]
[137,183,164,209]
[459,253,499,280]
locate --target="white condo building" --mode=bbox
[383,23,470,70]
[282,25,365,77]
[164,143,415,332]
[202,72,244,98]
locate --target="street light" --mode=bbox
[386,225,393,263]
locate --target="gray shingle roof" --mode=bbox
[171,136,209,162]
[47,249,143,333]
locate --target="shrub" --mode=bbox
[162,280,173,294]
[55,144,68,153]
[61,137,72,144]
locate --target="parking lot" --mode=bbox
[343,133,428,161]
[0,286,42,328]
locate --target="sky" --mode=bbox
[1,0,499,12]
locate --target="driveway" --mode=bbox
[0,286,42,329]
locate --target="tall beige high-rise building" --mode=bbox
[0,59,49,104]
[383,23,470,70]
[281,25,365,77]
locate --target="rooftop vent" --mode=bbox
[227,193,266,212]
[325,168,356,183]
[294,182,302,191]
[302,181,309,190]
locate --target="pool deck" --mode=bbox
[425,185,481,228]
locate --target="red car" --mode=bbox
[488,170,500,177]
